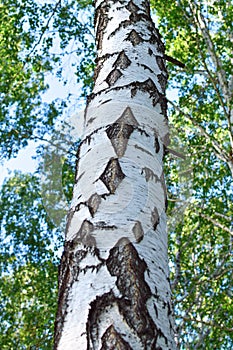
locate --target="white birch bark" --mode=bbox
[54,1,177,349]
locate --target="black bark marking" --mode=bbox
[113,51,131,70]
[76,171,85,183]
[54,245,88,348]
[140,63,154,73]
[148,47,153,56]
[154,134,160,153]
[94,1,110,51]
[100,158,125,194]
[132,220,144,243]
[106,123,134,157]
[118,106,139,126]
[106,237,159,348]
[151,207,160,231]
[152,29,165,53]
[134,143,154,157]
[73,220,96,247]
[142,167,160,182]
[106,68,122,86]
[131,78,160,106]
[126,0,140,14]
[156,55,166,72]
[87,292,116,349]
[157,73,167,92]
[126,29,143,46]
[159,95,168,118]
[94,52,118,83]
[87,78,164,109]
[106,107,138,157]
[94,221,117,230]
[88,193,101,217]
[160,173,168,210]
[101,325,133,350]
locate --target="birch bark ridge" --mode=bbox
[54,0,176,349]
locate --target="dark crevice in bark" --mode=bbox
[156,56,167,74]
[54,245,88,349]
[154,135,160,153]
[160,173,168,210]
[94,221,118,230]
[106,122,134,157]
[86,291,116,350]
[94,52,119,83]
[106,68,123,86]
[151,207,160,231]
[106,237,159,349]
[141,167,160,182]
[94,1,111,51]
[125,29,144,46]
[101,325,133,350]
[99,157,126,194]
[87,78,166,110]
[113,51,132,70]
[74,219,96,247]
[148,47,153,56]
[157,73,167,92]
[140,63,154,74]
[134,144,154,157]
[106,106,138,157]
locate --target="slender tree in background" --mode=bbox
[54,0,176,348]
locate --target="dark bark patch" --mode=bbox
[94,221,117,230]
[73,220,96,247]
[106,238,158,348]
[131,78,160,106]
[132,220,144,243]
[88,193,101,217]
[134,144,153,157]
[106,123,134,157]
[157,73,167,92]
[142,167,160,182]
[148,47,153,56]
[113,51,131,70]
[101,325,133,350]
[54,244,88,349]
[87,292,116,349]
[106,68,122,86]
[156,55,166,73]
[151,207,160,231]
[118,106,139,126]
[159,95,168,118]
[160,173,168,210]
[125,29,143,46]
[106,107,138,157]
[141,63,154,73]
[94,2,110,51]
[100,158,125,194]
[154,135,160,153]
[126,0,140,14]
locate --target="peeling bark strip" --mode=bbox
[55,0,177,349]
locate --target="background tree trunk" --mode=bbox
[54,0,176,349]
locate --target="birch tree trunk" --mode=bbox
[54,0,177,349]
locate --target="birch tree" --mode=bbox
[54,0,176,348]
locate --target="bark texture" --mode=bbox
[54,0,177,349]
